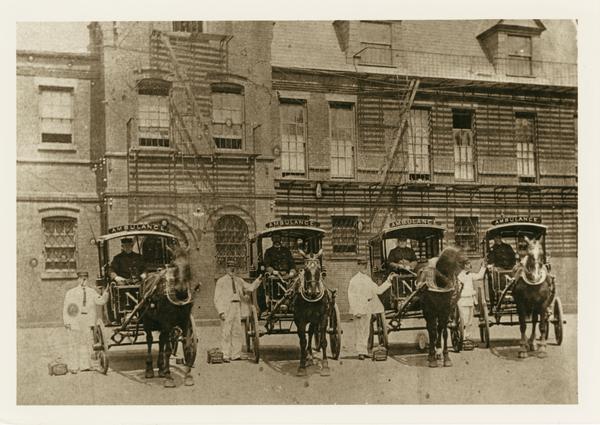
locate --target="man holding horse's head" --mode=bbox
[109,237,147,283]
[347,257,395,360]
[214,259,263,362]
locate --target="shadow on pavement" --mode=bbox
[259,345,333,377]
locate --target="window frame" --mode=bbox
[211,84,245,151]
[214,215,249,271]
[454,216,480,255]
[506,34,533,77]
[331,216,359,254]
[359,21,393,67]
[452,109,476,182]
[329,102,356,179]
[39,85,74,144]
[514,112,538,183]
[137,79,171,148]
[406,107,432,182]
[279,99,308,177]
[42,216,78,272]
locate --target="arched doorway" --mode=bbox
[214,215,248,270]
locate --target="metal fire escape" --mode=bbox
[367,78,420,233]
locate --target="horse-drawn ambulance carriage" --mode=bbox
[91,222,198,385]
[367,219,464,353]
[478,216,565,352]
[245,219,342,373]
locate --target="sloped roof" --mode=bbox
[272,20,577,87]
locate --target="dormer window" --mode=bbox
[477,20,545,78]
[359,21,392,66]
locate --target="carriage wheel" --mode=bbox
[93,322,109,375]
[329,303,342,360]
[246,305,260,363]
[182,314,198,366]
[450,307,464,353]
[368,313,388,351]
[552,297,564,346]
[477,287,490,348]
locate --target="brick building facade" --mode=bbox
[16,20,578,325]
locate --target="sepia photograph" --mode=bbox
[5,0,600,422]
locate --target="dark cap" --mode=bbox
[77,271,89,278]
[121,237,134,244]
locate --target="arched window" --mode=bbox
[215,215,248,270]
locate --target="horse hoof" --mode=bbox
[443,358,453,367]
[518,351,528,359]
[537,350,548,359]
[164,378,176,388]
[428,360,438,368]
[320,367,330,377]
[158,370,166,378]
[297,367,307,377]
[184,375,194,386]
[145,370,154,379]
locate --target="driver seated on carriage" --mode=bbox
[109,237,147,284]
[263,234,297,297]
[486,234,517,270]
[387,238,418,273]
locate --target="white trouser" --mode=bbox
[220,302,243,360]
[354,314,371,356]
[459,305,475,339]
[66,326,93,371]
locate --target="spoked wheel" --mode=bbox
[450,306,464,353]
[551,297,564,345]
[182,314,198,366]
[93,321,109,375]
[477,287,490,348]
[246,305,260,363]
[329,303,342,360]
[368,312,389,351]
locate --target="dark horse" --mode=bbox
[293,249,331,377]
[418,247,467,368]
[511,237,554,359]
[140,246,197,387]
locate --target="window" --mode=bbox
[359,21,392,66]
[332,216,358,254]
[515,113,537,182]
[454,217,479,254]
[173,21,203,33]
[280,100,307,176]
[453,109,475,181]
[212,85,244,150]
[43,217,77,271]
[215,215,248,270]
[138,80,170,147]
[330,103,355,178]
[507,35,532,76]
[406,108,431,181]
[39,86,73,143]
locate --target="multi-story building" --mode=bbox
[269,20,578,313]
[16,19,578,325]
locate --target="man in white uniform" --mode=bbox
[63,271,109,373]
[347,257,395,360]
[214,259,263,362]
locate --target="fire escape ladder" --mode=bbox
[368,78,420,231]
[156,30,214,155]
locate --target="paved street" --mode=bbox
[17,315,577,405]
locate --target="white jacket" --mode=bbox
[214,274,262,318]
[63,284,109,330]
[347,271,392,315]
[457,265,486,306]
